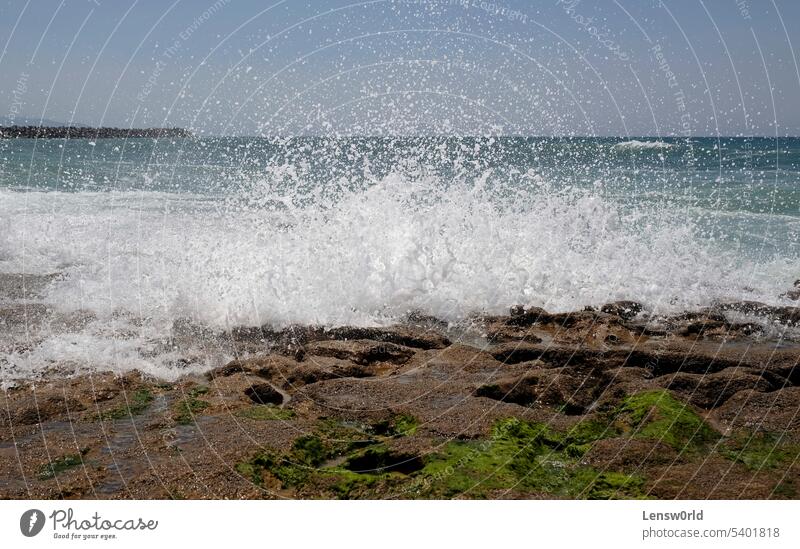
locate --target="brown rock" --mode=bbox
[213,353,380,391]
[711,387,800,440]
[583,437,678,470]
[324,326,450,349]
[601,301,643,321]
[12,396,86,425]
[475,367,599,414]
[489,341,544,364]
[600,367,653,386]
[647,456,780,499]
[304,339,415,365]
[714,301,800,325]
[506,305,550,325]
[656,367,776,409]
[485,323,543,343]
[244,383,283,405]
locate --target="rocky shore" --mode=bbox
[0,126,192,139]
[1,301,799,499]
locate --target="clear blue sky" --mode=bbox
[1,0,799,136]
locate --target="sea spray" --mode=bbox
[0,137,797,381]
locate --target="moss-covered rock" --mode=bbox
[234,420,417,498]
[615,390,719,452]
[38,449,88,480]
[173,386,211,425]
[412,418,647,499]
[720,431,800,471]
[371,414,419,437]
[96,388,153,421]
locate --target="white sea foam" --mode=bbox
[612,140,674,151]
[0,171,797,381]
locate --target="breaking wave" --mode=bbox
[0,162,797,382]
[0,172,793,328]
[612,140,674,151]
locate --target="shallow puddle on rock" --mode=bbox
[94,394,171,497]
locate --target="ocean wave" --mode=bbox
[1,172,794,327]
[612,140,674,151]
[1,170,798,381]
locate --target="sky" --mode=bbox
[1,0,799,136]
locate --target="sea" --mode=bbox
[1,136,798,383]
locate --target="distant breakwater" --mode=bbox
[0,126,192,139]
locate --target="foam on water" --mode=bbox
[612,140,674,151]
[0,166,797,382]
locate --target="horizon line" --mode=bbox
[1,127,798,140]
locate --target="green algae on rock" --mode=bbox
[96,388,154,421]
[236,405,296,421]
[38,449,88,480]
[173,386,211,425]
[615,390,720,452]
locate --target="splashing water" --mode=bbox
[0,137,798,381]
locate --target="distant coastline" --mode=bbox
[0,126,192,139]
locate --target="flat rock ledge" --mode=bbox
[1,303,799,500]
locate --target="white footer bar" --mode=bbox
[2,500,797,548]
